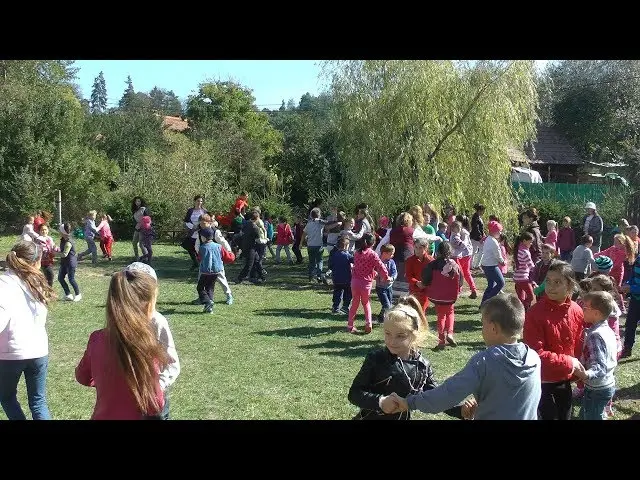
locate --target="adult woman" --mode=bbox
[521,208,544,264]
[583,202,604,253]
[181,195,208,269]
[470,203,486,269]
[0,241,55,420]
[131,197,149,261]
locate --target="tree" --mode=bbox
[149,87,183,116]
[90,71,107,114]
[324,60,539,224]
[118,75,136,110]
[279,100,286,111]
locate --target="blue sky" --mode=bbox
[73,60,551,109]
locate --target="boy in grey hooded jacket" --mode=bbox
[382,294,541,420]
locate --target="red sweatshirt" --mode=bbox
[75,329,164,420]
[523,295,584,383]
[405,253,433,297]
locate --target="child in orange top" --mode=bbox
[405,238,434,313]
[523,260,585,420]
[348,233,390,334]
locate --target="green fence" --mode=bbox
[512,182,610,204]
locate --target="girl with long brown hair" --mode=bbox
[75,270,170,419]
[0,240,55,420]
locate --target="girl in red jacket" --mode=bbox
[422,242,461,350]
[405,238,434,313]
[523,260,585,420]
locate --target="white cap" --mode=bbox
[124,262,157,282]
[585,202,596,210]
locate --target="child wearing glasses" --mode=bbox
[347,295,466,420]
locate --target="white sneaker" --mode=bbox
[63,294,74,301]
[73,294,82,302]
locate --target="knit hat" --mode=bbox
[378,216,389,229]
[200,227,215,240]
[124,262,157,282]
[488,220,503,235]
[594,256,613,275]
[141,216,152,229]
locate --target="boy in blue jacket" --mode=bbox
[376,243,398,323]
[621,253,640,358]
[198,227,235,314]
[328,236,354,315]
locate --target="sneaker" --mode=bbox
[346,326,358,334]
[73,294,82,302]
[364,324,372,334]
[445,335,458,347]
[340,308,350,315]
[620,348,632,359]
[332,309,341,315]
[203,302,214,314]
[191,298,204,305]
[226,295,233,305]
[64,294,74,301]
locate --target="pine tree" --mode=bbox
[89,71,107,113]
[118,75,135,110]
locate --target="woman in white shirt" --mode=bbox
[0,241,55,420]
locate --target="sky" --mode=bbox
[73,60,552,109]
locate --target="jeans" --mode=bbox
[333,283,352,312]
[581,385,615,420]
[79,238,98,264]
[275,244,293,263]
[624,297,640,351]
[560,250,572,262]
[0,356,51,420]
[59,262,80,296]
[375,286,394,319]
[41,265,55,287]
[481,265,505,304]
[197,273,218,304]
[307,246,324,279]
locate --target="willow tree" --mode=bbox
[323,60,538,227]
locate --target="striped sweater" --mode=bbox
[513,245,535,283]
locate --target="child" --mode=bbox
[139,215,155,264]
[96,213,114,261]
[263,212,276,260]
[75,269,169,419]
[405,238,434,313]
[623,225,639,285]
[77,210,99,265]
[532,243,556,300]
[480,221,507,306]
[275,216,294,264]
[348,295,464,420]
[571,234,597,281]
[595,233,635,312]
[374,215,390,250]
[292,215,304,264]
[580,275,622,359]
[523,260,585,420]
[194,214,235,305]
[19,215,46,244]
[498,232,510,277]
[450,220,477,299]
[557,216,576,262]
[198,227,235,314]
[328,236,354,315]
[574,291,618,420]
[302,208,341,283]
[338,218,358,253]
[375,244,397,323]
[384,294,542,420]
[38,224,59,287]
[422,242,461,350]
[621,252,640,358]
[513,232,537,310]
[58,223,81,302]
[124,262,181,420]
[544,220,558,251]
[436,222,448,242]
[348,233,390,334]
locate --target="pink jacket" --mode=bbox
[352,248,390,288]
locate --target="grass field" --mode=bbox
[1,235,639,420]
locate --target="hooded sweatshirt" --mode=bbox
[406,342,541,420]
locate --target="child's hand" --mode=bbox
[380,395,400,414]
[389,393,409,412]
[461,397,477,420]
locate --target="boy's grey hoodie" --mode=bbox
[406,342,541,420]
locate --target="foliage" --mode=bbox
[149,87,182,116]
[324,60,539,233]
[89,71,107,114]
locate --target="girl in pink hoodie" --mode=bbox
[348,233,390,334]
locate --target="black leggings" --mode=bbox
[539,381,573,420]
[41,265,54,287]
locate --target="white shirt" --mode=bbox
[152,310,181,391]
[0,271,49,360]
[186,208,206,239]
[481,236,505,267]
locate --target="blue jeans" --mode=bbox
[0,356,51,420]
[624,297,640,350]
[560,250,572,262]
[307,246,324,279]
[581,385,615,420]
[332,283,352,312]
[376,286,394,319]
[481,265,505,304]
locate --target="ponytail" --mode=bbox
[6,241,55,306]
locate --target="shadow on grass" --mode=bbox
[615,382,640,402]
[299,338,381,358]
[454,340,486,352]
[254,307,332,321]
[453,304,482,315]
[451,319,482,334]
[255,325,346,338]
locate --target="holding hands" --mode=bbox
[380,393,409,414]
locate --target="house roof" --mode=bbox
[162,115,189,132]
[507,147,531,164]
[523,125,585,165]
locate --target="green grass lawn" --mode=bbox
[1,235,639,420]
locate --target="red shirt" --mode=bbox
[75,329,164,420]
[405,254,433,296]
[523,295,584,383]
[33,216,45,234]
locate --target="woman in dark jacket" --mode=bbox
[521,208,543,264]
[582,201,604,253]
